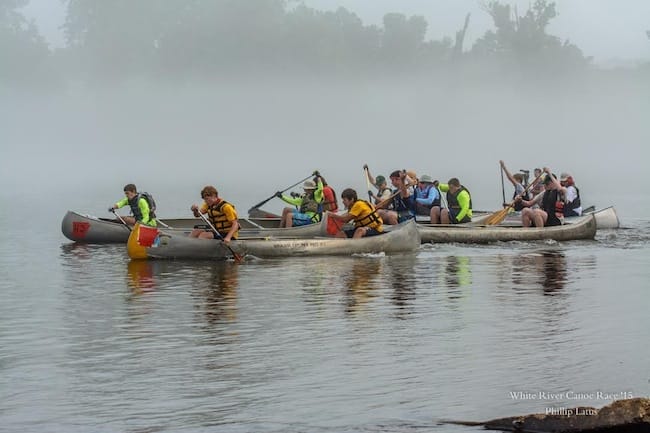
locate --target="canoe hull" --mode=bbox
[417,214,597,243]
[128,219,420,260]
[61,211,132,243]
[472,206,619,230]
[63,210,300,243]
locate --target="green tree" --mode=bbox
[471,0,587,73]
[63,0,167,80]
[0,0,51,86]
[380,13,428,68]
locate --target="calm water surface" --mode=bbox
[1,202,649,433]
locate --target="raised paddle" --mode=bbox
[375,180,417,210]
[247,174,313,214]
[111,209,132,232]
[364,165,373,202]
[500,164,506,207]
[484,170,546,226]
[197,211,244,263]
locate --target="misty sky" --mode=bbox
[22,0,650,64]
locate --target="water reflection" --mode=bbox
[60,242,92,261]
[127,260,156,294]
[539,251,567,293]
[443,255,472,295]
[191,262,239,325]
[343,258,381,314]
[511,250,568,293]
[388,254,419,317]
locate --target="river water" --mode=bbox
[1,188,649,433]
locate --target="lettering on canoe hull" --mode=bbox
[272,239,331,249]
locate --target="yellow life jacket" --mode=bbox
[207,199,238,238]
[354,200,382,229]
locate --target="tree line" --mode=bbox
[2,0,647,88]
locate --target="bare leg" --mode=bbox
[521,208,534,227]
[353,227,368,239]
[533,209,547,228]
[378,210,398,225]
[280,208,292,228]
[441,209,451,224]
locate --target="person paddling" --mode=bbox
[516,168,564,227]
[437,178,472,224]
[276,174,324,228]
[500,160,530,211]
[189,186,239,243]
[109,183,157,227]
[327,189,383,239]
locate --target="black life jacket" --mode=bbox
[128,192,156,221]
[299,194,323,222]
[128,195,144,222]
[542,190,563,227]
[447,186,472,212]
[391,189,413,213]
[513,186,530,212]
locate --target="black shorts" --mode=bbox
[344,227,383,238]
[449,209,471,224]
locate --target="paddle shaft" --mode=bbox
[500,164,506,207]
[485,170,547,225]
[437,186,448,210]
[514,170,546,205]
[364,166,372,202]
[197,212,243,262]
[248,174,313,212]
[155,218,171,229]
[112,209,132,232]
[375,181,416,210]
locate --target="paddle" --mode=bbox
[364,165,373,202]
[436,183,448,211]
[375,180,417,210]
[155,218,171,229]
[248,174,313,214]
[500,164,506,207]
[484,170,546,226]
[197,211,244,263]
[111,209,132,232]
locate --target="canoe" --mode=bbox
[127,219,420,260]
[414,214,597,244]
[472,206,619,229]
[62,211,135,243]
[61,210,294,243]
[248,207,282,219]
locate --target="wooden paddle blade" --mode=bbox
[231,250,244,263]
[484,207,511,226]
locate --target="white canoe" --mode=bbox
[127,219,420,260]
[415,214,597,244]
[472,206,619,230]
